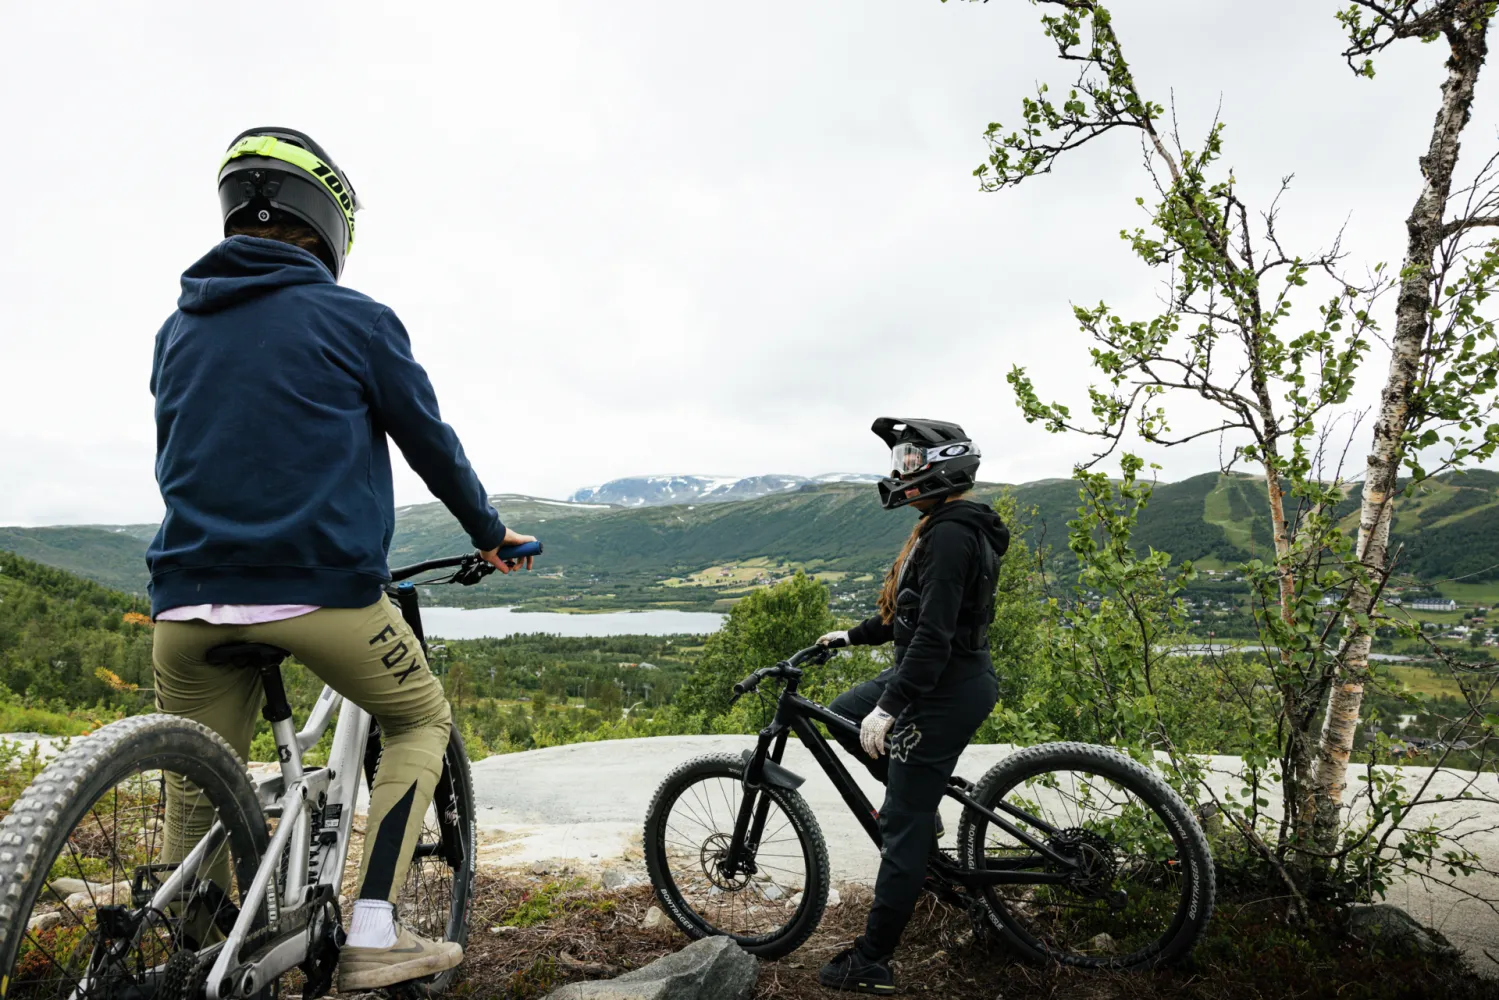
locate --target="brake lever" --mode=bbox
[453,556,496,587]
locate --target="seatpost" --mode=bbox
[259,662,311,899]
[258,664,293,726]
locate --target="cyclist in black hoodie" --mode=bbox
[816,418,1009,994]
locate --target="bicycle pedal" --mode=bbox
[965,900,995,942]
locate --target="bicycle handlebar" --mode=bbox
[389,541,544,584]
[729,645,834,703]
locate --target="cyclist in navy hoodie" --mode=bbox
[147,127,528,991]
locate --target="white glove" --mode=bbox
[817,630,850,648]
[860,707,896,759]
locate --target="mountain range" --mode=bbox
[568,473,883,507]
[3,470,1498,606]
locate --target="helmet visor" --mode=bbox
[891,442,929,478]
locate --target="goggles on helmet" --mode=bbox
[890,440,979,479]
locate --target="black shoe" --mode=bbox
[818,944,895,994]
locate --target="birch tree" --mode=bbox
[1310,0,1499,854]
[966,0,1382,854]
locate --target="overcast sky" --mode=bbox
[3,1,1494,526]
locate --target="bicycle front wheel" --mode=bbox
[643,753,829,959]
[957,741,1214,970]
[363,722,475,997]
[0,715,269,1000]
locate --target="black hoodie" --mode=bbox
[848,499,1009,717]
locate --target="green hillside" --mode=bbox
[0,552,153,727]
[0,526,159,595]
[6,471,1499,609]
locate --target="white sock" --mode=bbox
[346,899,397,949]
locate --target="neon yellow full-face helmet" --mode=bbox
[218,127,361,278]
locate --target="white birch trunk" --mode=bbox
[1306,17,1490,855]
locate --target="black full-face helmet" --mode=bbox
[872,417,981,510]
[218,127,360,279]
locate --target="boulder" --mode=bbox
[544,935,756,1000]
[62,881,132,912]
[1345,903,1460,959]
[27,910,62,933]
[603,870,642,891]
[44,878,91,899]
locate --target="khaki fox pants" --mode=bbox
[152,596,451,906]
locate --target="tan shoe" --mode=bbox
[337,924,463,991]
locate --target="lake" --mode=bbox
[421,606,725,640]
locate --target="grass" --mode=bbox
[1384,664,1472,699]
[663,558,849,592]
[450,876,1497,1000]
[0,702,111,737]
[494,877,615,928]
[1436,581,1499,606]
[1202,478,1255,554]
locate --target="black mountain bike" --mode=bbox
[643,645,1215,969]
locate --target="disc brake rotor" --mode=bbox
[700,832,751,891]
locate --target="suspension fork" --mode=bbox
[747,730,789,849]
[723,726,785,875]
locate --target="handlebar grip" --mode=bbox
[495,540,543,560]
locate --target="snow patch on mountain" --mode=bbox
[568,474,883,507]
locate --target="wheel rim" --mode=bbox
[7,761,256,999]
[657,774,811,942]
[974,764,1194,966]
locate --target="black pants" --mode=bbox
[829,664,998,958]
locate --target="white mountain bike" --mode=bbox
[0,550,518,1000]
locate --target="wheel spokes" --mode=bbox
[660,776,808,940]
[8,765,245,1000]
[979,768,1189,963]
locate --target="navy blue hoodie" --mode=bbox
[146,236,505,616]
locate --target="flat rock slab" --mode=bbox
[544,935,756,1000]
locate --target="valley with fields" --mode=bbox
[9,468,1499,622]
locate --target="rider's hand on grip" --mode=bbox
[482,528,538,573]
[860,707,895,759]
[816,630,850,648]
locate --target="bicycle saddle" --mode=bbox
[205,642,290,670]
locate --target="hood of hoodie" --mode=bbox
[923,497,1010,558]
[177,235,333,314]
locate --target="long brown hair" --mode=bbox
[876,491,970,623]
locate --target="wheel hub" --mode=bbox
[701,833,752,890]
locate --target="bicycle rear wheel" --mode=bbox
[362,723,475,997]
[0,715,269,1000]
[643,753,829,959]
[956,741,1214,969]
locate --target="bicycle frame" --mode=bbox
[162,682,371,1000]
[730,669,1084,890]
